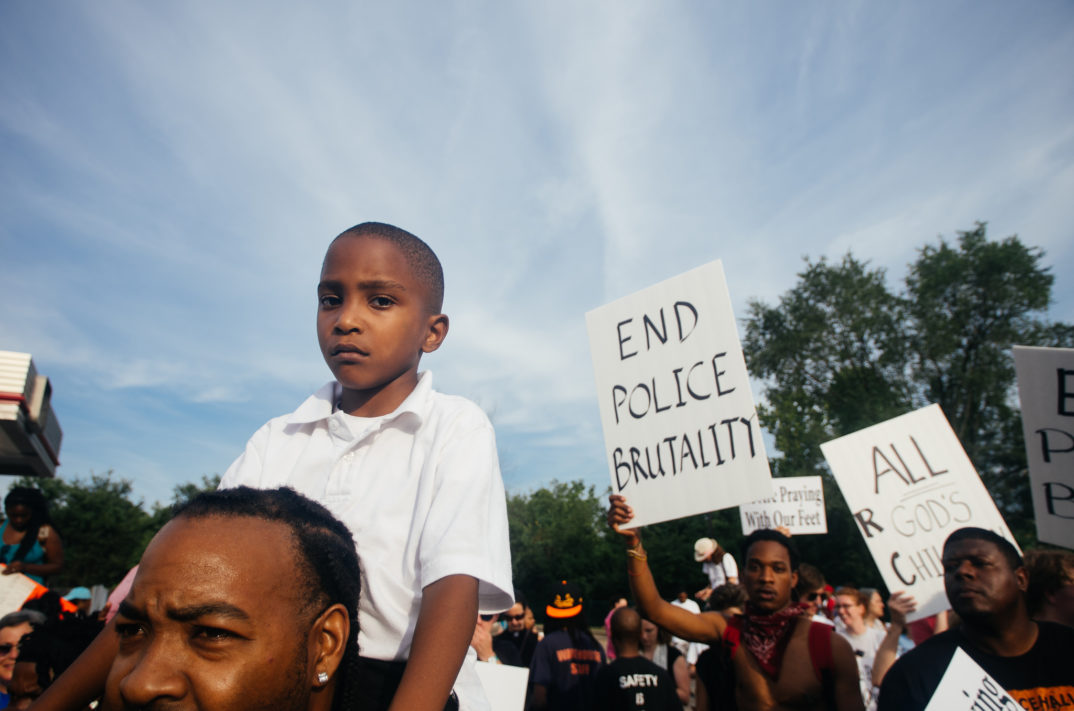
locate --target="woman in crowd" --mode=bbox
[0,488,63,584]
[640,618,691,707]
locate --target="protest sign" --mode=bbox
[923,648,1019,711]
[0,565,48,616]
[586,260,772,528]
[820,404,1017,622]
[739,476,827,535]
[1013,345,1074,549]
[475,661,529,711]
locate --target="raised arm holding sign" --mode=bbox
[587,261,773,528]
[607,496,865,711]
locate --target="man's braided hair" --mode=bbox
[174,487,360,710]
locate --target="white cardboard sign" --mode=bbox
[923,648,1019,711]
[739,476,827,535]
[586,260,773,528]
[475,662,529,711]
[1013,345,1074,549]
[820,404,1018,622]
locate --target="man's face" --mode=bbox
[505,603,526,633]
[742,541,798,613]
[317,235,445,415]
[834,595,865,632]
[943,538,1027,621]
[0,622,32,684]
[104,516,321,711]
[801,587,828,617]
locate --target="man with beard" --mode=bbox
[607,495,863,711]
[878,528,1074,710]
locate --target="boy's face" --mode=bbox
[318,235,448,415]
[742,541,797,614]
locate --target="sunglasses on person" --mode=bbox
[805,592,829,602]
[0,642,21,656]
[504,613,526,621]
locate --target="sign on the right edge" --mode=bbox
[1013,345,1074,549]
[820,404,1018,622]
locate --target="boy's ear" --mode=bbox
[422,314,449,354]
[309,603,349,689]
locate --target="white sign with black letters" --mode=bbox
[1013,345,1074,550]
[923,648,1018,711]
[740,476,827,535]
[820,404,1018,622]
[587,260,773,528]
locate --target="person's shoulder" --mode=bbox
[1034,620,1074,647]
[426,388,494,429]
[882,628,959,685]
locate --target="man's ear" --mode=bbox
[1014,565,1029,593]
[310,603,350,688]
[422,313,449,354]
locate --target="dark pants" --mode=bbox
[353,657,459,711]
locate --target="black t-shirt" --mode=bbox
[594,655,683,711]
[530,629,606,711]
[878,621,1074,711]
[504,628,539,666]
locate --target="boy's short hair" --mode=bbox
[943,527,1023,570]
[334,222,445,313]
[741,528,800,571]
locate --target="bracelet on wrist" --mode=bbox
[626,547,647,561]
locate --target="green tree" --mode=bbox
[744,255,909,587]
[10,472,154,589]
[904,223,1074,540]
[507,480,745,623]
[7,472,224,590]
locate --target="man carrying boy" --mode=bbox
[219,222,514,710]
[608,494,864,711]
[27,223,513,711]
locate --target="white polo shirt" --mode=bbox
[220,371,513,708]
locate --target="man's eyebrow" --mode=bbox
[168,602,251,623]
[117,600,145,620]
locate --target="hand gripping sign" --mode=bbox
[586,260,773,528]
[821,404,1018,622]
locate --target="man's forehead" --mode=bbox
[943,538,1005,561]
[746,540,792,564]
[137,516,305,604]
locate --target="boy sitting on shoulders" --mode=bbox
[30,223,513,711]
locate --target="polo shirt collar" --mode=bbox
[286,371,433,426]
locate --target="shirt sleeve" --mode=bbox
[724,553,738,579]
[218,424,268,489]
[418,414,514,612]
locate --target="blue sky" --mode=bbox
[2,1,1072,508]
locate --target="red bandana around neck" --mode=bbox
[736,602,809,676]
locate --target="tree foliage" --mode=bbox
[744,222,1073,572]
[7,472,221,590]
[507,480,741,625]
